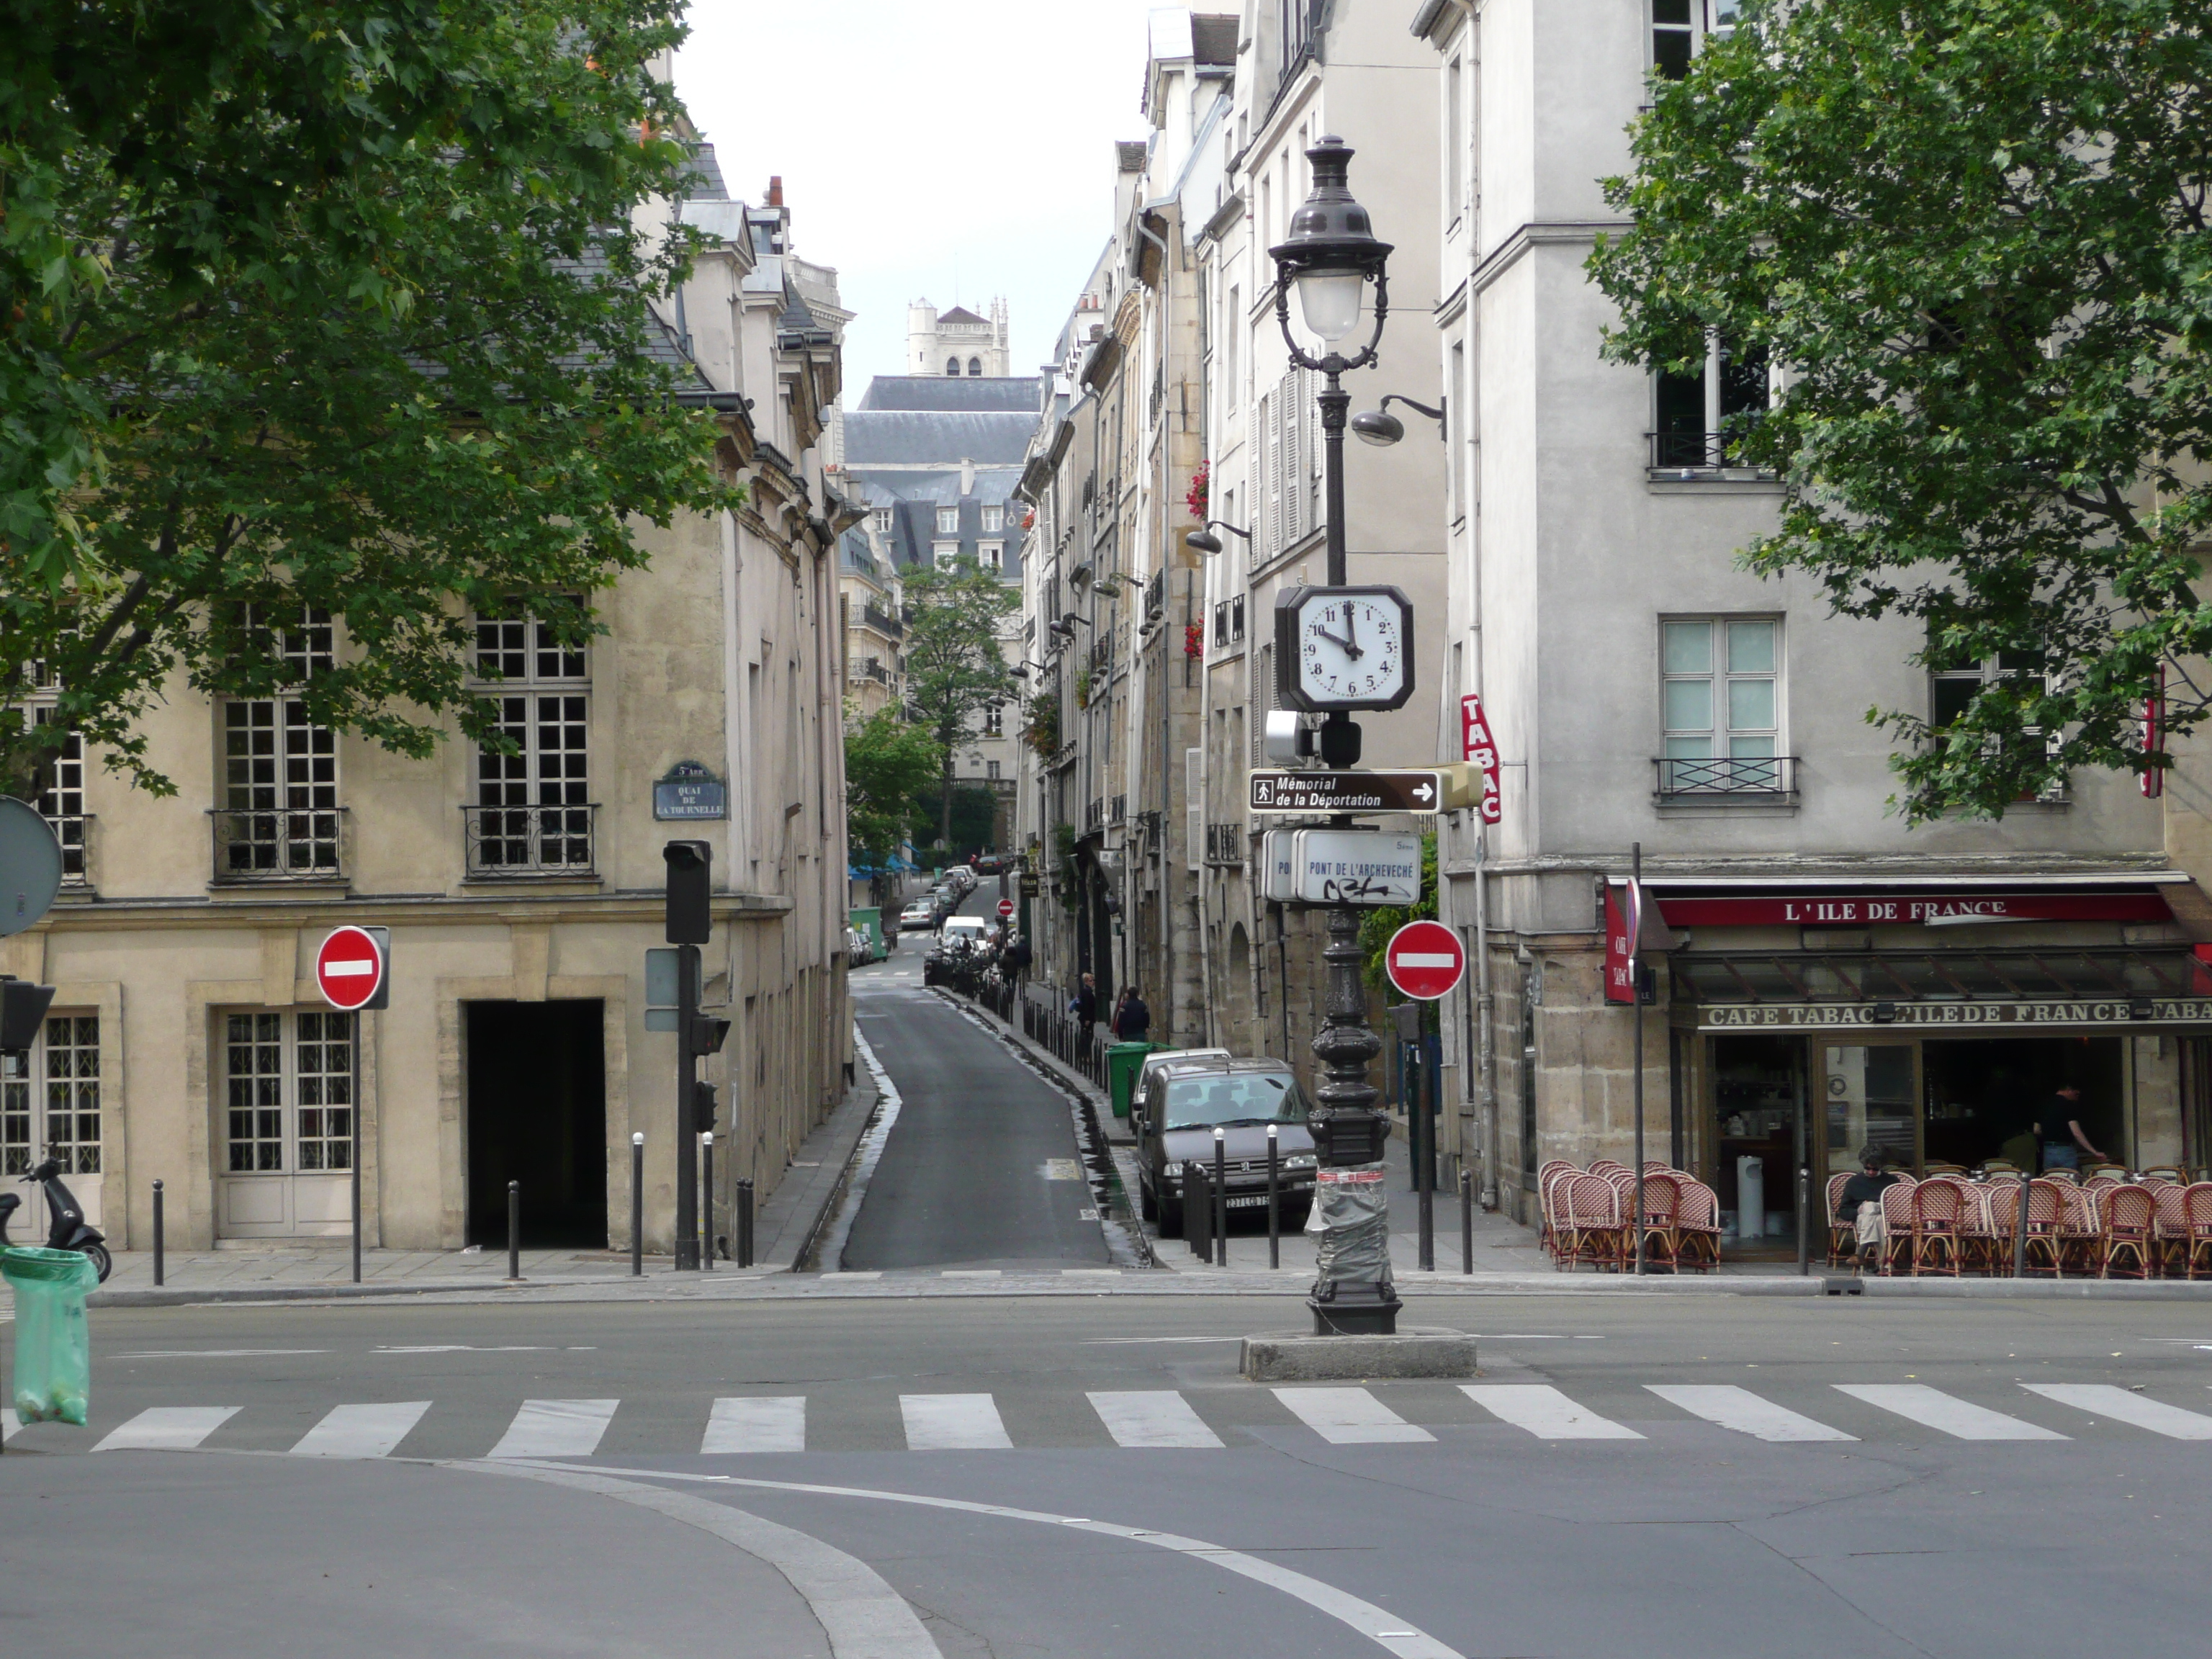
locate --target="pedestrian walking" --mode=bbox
[1112,986,1151,1040]
[2040,1085,2107,1171]
[1071,972,1097,1028]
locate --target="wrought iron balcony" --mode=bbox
[861,603,903,639]
[1647,430,1776,477]
[1146,569,1166,619]
[1110,793,1128,825]
[1653,755,1797,801]
[210,805,346,881]
[1204,822,1244,866]
[1085,798,1105,833]
[462,801,598,877]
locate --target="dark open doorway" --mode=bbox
[465,1000,607,1247]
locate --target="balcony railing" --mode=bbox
[1204,822,1244,866]
[1110,793,1127,825]
[862,603,903,639]
[1085,798,1105,833]
[463,801,598,877]
[1648,430,1775,475]
[1653,755,1797,801]
[1145,569,1166,619]
[847,657,891,685]
[210,805,346,881]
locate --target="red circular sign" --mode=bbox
[1385,920,1465,1001]
[997,898,1015,918]
[315,925,385,1012]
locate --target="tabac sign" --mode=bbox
[1701,999,2212,1032]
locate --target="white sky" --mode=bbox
[677,1,1170,390]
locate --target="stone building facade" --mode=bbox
[2,140,858,1256]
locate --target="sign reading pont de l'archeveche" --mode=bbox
[654,761,729,821]
[1701,999,2212,1031]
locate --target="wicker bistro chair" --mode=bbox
[2184,1184,2212,1280]
[2100,1184,2159,1280]
[2141,1165,2185,1184]
[2019,1179,2070,1277]
[1874,1179,1920,1274]
[1558,1174,1626,1272]
[1825,1174,1855,1268]
[1675,1180,1723,1271]
[1589,1159,1632,1178]
[2085,1163,2129,1180]
[2056,1182,2103,1274]
[1632,1172,1682,1272]
[1537,1162,1577,1261]
[1910,1178,1969,1276]
[2153,1183,2192,1274]
[1954,1181,2001,1274]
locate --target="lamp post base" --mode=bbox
[1308,1280,1401,1336]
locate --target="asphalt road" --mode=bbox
[10,1292,2212,1658]
[845,885,1112,1272]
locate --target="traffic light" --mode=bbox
[689,1015,732,1057]
[693,1080,719,1133]
[0,979,55,1053]
[663,840,712,943]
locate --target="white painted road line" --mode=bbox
[94,1406,240,1452]
[1274,1388,1434,1444]
[900,1393,1013,1450]
[1833,1383,2068,1441]
[489,1398,619,1459]
[940,1269,1001,1278]
[1460,1384,1643,1440]
[1088,1390,1224,1448]
[2023,1383,2212,1439]
[1646,1384,1856,1443]
[703,1396,807,1454]
[1,1408,20,1442]
[290,1401,432,1458]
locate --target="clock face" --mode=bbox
[1294,589,1410,708]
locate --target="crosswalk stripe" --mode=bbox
[1274,1388,1434,1444]
[2023,1384,2212,1440]
[1087,1390,1223,1448]
[703,1396,806,1454]
[94,1406,240,1452]
[488,1398,619,1459]
[1461,1384,1642,1439]
[1646,1385,1855,1443]
[290,1401,431,1459]
[900,1393,1013,1450]
[1834,1383,2067,1441]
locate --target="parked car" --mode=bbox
[900,900,936,932]
[1130,1048,1230,1126]
[1136,1059,1318,1236]
[843,925,876,966]
[939,916,988,948]
[975,853,1004,875]
[947,866,976,895]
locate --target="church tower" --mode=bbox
[906,297,1011,377]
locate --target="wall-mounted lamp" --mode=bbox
[1351,394,1447,447]
[1184,520,1256,555]
[1048,613,1092,641]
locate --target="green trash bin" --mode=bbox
[1107,1041,1161,1120]
[3,1246,100,1427]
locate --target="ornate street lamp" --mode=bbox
[1268,135,1403,1336]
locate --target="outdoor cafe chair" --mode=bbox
[1910,1178,1966,1276]
[2020,1179,2069,1277]
[1632,1172,1681,1272]
[2184,1184,2212,1280]
[1675,1180,1722,1271]
[1825,1174,1854,1267]
[1559,1174,1624,1272]
[1878,1179,1919,1274]
[2056,1182,2103,1273]
[2099,1184,2157,1280]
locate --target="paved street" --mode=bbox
[9,1293,2212,1658]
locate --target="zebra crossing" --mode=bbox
[40,1379,2212,1458]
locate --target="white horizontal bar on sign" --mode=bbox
[323,961,375,976]
[1393,954,1458,968]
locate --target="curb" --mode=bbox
[85,1274,645,1309]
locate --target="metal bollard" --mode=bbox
[631,1132,644,1277]
[1186,1161,1210,1260]
[1461,1168,1475,1275]
[1266,1125,1280,1269]
[153,1178,166,1287]
[701,1131,715,1271]
[1213,1128,1228,1268]
[506,1179,521,1281]
[737,1178,755,1268]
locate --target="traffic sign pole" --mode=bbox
[997,898,1015,920]
[316,927,389,1282]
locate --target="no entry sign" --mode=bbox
[997,898,1015,919]
[315,925,389,1012]
[1385,920,1465,1001]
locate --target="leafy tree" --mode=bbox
[0,0,727,794]
[1588,0,2212,819]
[899,558,1017,848]
[912,786,1000,858]
[842,703,940,867]
[1359,831,1437,997]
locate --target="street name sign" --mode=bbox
[1290,830,1422,907]
[1250,769,1447,814]
[315,925,389,1012]
[1385,920,1465,1001]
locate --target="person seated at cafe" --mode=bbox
[1838,1147,1904,1269]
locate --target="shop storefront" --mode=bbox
[1617,881,2212,1244]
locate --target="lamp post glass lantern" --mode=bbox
[1269,135,1402,1336]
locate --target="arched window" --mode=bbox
[945,356,959,376]
[968,357,982,376]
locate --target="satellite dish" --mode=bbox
[0,798,63,938]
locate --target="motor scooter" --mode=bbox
[0,1159,112,1281]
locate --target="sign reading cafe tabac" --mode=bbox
[1704,999,2212,1031]
[653,760,729,822]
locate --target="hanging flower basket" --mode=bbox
[1184,459,1210,520]
[1184,623,1204,659]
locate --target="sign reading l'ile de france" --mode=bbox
[654,760,729,822]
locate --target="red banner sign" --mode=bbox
[1604,883,1638,1004]
[1460,694,1501,825]
[1652,891,2172,928]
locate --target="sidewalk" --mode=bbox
[2,1061,884,1313]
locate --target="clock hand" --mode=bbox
[1342,604,1358,652]
[1313,627,1363,659]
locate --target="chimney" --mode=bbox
[961,458,976,496]
[766,175,784,207]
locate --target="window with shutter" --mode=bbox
[1281,370,1305,544]
[1185,747,1202,872]
[1262,390,1281,556]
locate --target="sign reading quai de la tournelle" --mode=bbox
[654,760,729,821]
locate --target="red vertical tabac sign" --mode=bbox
[1604,882,1637,1004]
[1460,694,1502,824]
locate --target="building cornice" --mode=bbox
[1469,220,1632,300]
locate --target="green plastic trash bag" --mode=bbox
[3,1246,100,1426]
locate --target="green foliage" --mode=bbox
[842,703,940,866]
[900,557,1017,845]
[913,786,999,856]
[0,0,728,793]
[1359,831,1438,994]
[1588,0,2212,819]
[1022,689,1061,757]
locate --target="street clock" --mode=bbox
[1274,585,1415,712]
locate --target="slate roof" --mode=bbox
[1192,16,1238,66]
[842,411,1038,465]
[857,375,1040,413]
[936,305,989,325]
